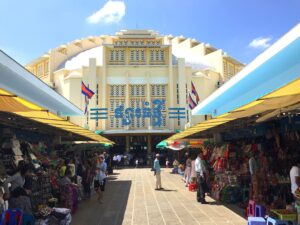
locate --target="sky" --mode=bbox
[0,0,300,65]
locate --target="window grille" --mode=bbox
[108,85,126,129]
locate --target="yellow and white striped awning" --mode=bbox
[0,88,113,145]
[166,77,300,141]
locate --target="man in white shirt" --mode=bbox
[195,152,208,204]
[290,159,300,198]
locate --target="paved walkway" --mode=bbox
[72,168,246,225]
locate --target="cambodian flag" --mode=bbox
[81,82,94,99]
[188,93,197,110]
[191,81,200,103]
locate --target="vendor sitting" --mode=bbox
[3,163,33,214]
[172,159,179,174]
[178,164,185,176]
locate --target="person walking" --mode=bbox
[82,160,93,199]
[290,157,300,199]
[153,154,163,190]
[185,155,192,187]
[195,152,208,204]
[94,155,107,204]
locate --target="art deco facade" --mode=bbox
[26,30,244,152]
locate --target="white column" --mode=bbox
[125,71,130,130]
[88,58,97,131]
[101,46,107,131]
[178,58,188,130]
[168,47,175,131]
[146,72,151,130]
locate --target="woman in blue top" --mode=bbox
[153,154,163,190]
[94,155,107,203]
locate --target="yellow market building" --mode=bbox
[26,29,244,153]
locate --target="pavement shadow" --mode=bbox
[72,180,131,225]
[157,189,177,192]
[207,200,246,218]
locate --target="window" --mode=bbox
[109,49,125,63]
[129,85,146,129]
[108,85,126,129]
[150,84,167,128]
[58,48,67,55]
[130,85,146,97]
[129,49,145,63]
[160,50,164,61]
[228,63,234,78]
[150,49,165,63]
[44,60,49,74]
[37,63,43,77]
[223,61,228,76]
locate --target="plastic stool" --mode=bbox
[248,217,266,225]
[1,209,23,225]
[22,214,34,225]
[255,204,265,217]
[248,200,256,217]
[266,217,289,225]
[188,183,197,192]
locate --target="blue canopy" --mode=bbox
[192,23,300,117]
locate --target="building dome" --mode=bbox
[58,46,103,70]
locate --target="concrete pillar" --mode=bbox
[63,70,82,127]
[146,72,151,129]
[101,47,107,130]
[126,136,130,153]
[168,47,175,131]
[147,135,152,154]
[125,72,130,108]
[125,72,130,130]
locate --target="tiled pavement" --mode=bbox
[71,168,246,225]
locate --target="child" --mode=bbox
[135,159,139,168]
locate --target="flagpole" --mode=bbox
[188,91,193,127]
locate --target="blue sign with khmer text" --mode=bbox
[90,99,186,127]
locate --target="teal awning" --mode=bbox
[192,23,300,117]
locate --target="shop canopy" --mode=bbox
[166,23,300,142]
[157,139,207,149]
[192,23,300,118]
[0,51,113,145]
[0,87,113,145]
[167,77,300,141]
[0,50,82,116]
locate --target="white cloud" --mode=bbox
[249,37,272,49]
[86,0,126,24]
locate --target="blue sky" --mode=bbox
[0,0,299,65]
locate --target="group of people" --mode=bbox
[170,151,210,204]
[0,151,110,216]
[153,151,210,204]
[52,152,109,207]
[180,152,209,204]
